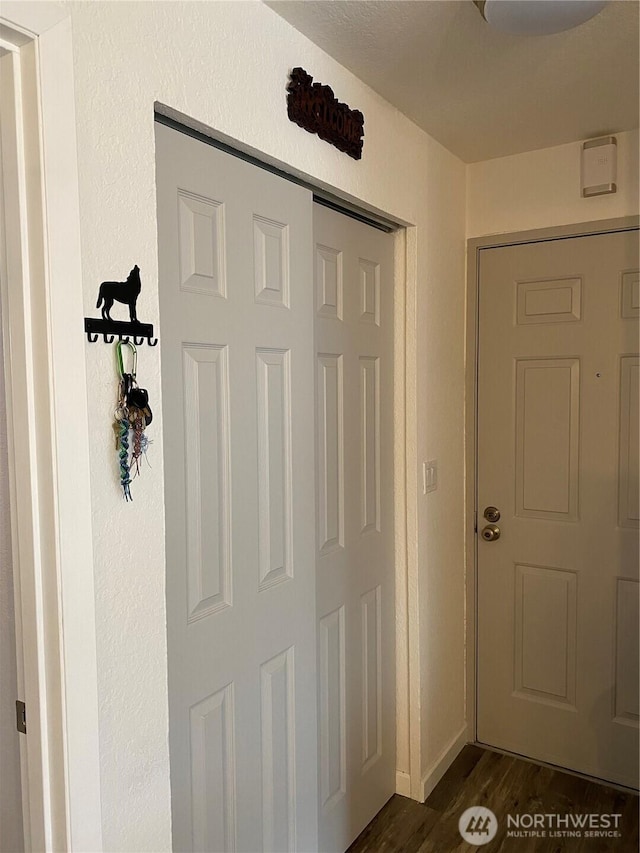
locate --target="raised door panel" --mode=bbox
[317,354,345,555]
[261,647,296,852]
[515,358,580,521]
[253,215,289,308]
[360,356,381,534]
[178,189,226,297]
[618,357,639,528]
[256,349,293,590]
[620,270,639,319]
[514,564,577,708]
[516,277,581,325]
[190,685,237,853]
[183,344,232,621]
[317,245,343,320]
[361,586,382,772]
[614,579,639,725]
[319,606,346,812]
[359,259,380,326]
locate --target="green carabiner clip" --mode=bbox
[115,339,137,381]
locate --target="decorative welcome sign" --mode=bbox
[287,67,364,160]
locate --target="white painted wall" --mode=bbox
[467,129,639,237]
[0,296,24,852]
[417,138,468,791]
[62,1,468,847]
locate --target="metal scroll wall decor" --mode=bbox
[287,67,364,160]
[84,264,158,345]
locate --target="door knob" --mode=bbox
[481,524,501,542]
[483,506,501,523]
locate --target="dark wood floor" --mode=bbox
[348,746,639,852]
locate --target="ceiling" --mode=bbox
[267,0,639,163]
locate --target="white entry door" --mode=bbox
[314,205,396,851]
[156,123,318,852]
[477,229,639,789]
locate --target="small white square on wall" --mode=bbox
[581,136,617,197]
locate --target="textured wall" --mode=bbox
[64,1,468,848]
[417,136,468,781]
[467,129,639,237]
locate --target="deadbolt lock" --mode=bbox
[483,505,501,523]
[481,524,501,542]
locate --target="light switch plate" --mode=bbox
[423,460,437,494]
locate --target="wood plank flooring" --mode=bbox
[348,746,639,852]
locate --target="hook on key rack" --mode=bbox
[84,318,158,346]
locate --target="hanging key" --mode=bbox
[127,384,153,426]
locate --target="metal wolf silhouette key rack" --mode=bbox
[84,264,158,345]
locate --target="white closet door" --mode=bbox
[156,122,318,853]
[314,204,396,852]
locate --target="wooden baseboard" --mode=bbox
[420,725,468,803]
[395,770,411,798]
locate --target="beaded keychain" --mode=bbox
[113,341,152,500]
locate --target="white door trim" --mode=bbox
[465,215,640,746]
[399,225,423,801]
[0,4,102,850]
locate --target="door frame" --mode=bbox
[465,215,640,744]
[0,4,102,849]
